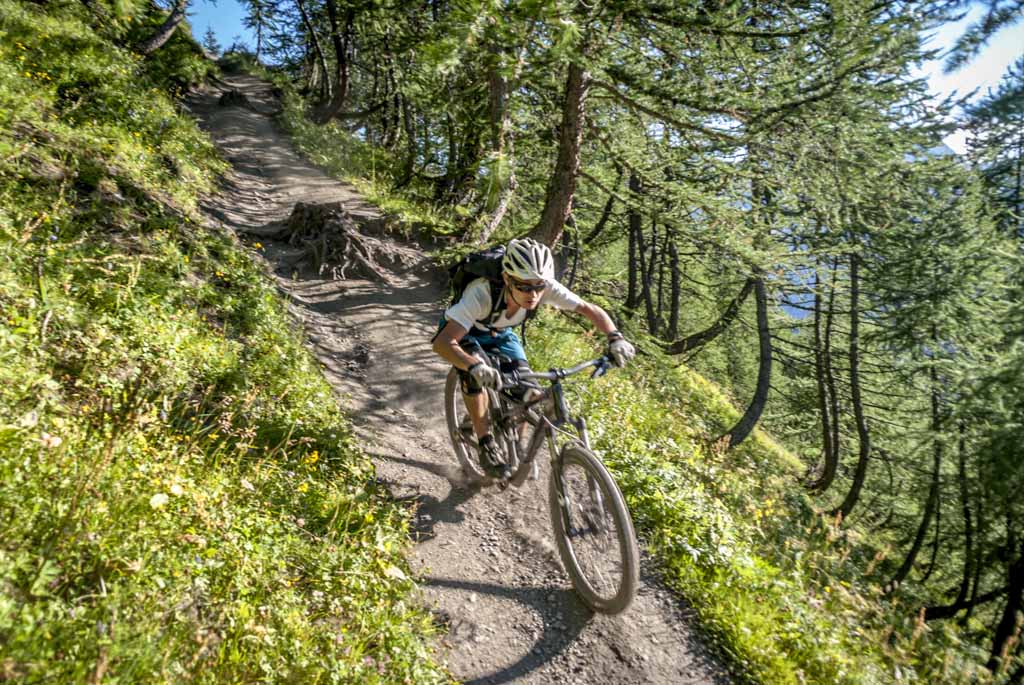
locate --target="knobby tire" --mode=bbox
[549,445,639,614]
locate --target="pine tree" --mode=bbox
[202,26,221,58]
[965,56,1024,237]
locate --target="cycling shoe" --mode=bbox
[478,438,510,480]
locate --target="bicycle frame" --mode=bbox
[490,356,609,490]
[450,354,639,613]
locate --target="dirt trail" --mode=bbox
[188,73,731,685]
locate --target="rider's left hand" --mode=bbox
[607,332,635,368]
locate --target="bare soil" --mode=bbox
[188,73,732,685]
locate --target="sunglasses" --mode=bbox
[508,277,547,294]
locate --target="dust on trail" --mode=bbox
[188,73,732,685]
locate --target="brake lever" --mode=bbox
[590,356,611,379]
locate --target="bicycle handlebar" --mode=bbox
[503,355,613,387]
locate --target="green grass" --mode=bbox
[522,316,995,685]
[276,91,466,239]
[0,1,448,682]
[219,28,1006,685]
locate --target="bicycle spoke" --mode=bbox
[559,459,627,602]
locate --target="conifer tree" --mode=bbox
[965,56,1024,236]
[202,26,221,57]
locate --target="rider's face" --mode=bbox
[505,274,547,309]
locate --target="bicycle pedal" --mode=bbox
[497,467,513,489]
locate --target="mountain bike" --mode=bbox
[444,354,639,614]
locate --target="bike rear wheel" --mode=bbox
[549,445,639,614]
[444,368,487,480]
[444,368,518,482]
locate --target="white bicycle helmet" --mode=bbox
[503,238,555,282]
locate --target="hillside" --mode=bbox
[3,1,1024,684]
[0,3,444,682]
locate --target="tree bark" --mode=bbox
[313,0,355,124]
[135,0,188,55]
[964,493,987,626]
[832,254,871,521]
[668,241,680,340]
[584,167,622,244]
[925,585,1009,620]
[725,277,771,448]
[530,62,590,247]
[638,219,659,334]
[808,259,838,492]
[823,260,841,478]
[888,362,944,590]
[477,42,517,243]
[888,464,939,590]
[394,96,417,188]
[989,539,1024,672]
[662,278,754,354]
[625,173,641,311]
[952,421,975,608]
[295,0,331,102]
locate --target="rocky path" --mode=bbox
[188,72,731,685]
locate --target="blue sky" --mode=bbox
[190,0,1022,153]
[190,0,252,51]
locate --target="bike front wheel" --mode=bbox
[549,445,639,614]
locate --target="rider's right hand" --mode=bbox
[468,362,503,390]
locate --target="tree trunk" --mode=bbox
[808,260,838,492]
[952,421,975,608]
[964,493,987,626]
[477,43,517,243]
[584,167,621,244]
[888,465,939,591]
[638,219,659,334]
[295,0,331,102]
[989,538,1024,672]
[668,241,680,340]
[313,0,354,124]
[383,55,400,149]
[725,277,771,448]
[625,173,641,311]
[662,278,754,354]
[823,260,841,477]
[888,364,943,590]
[434,112,458,201]
[135,0,188,55]
[255,7,263,61]
[922,489,942,582]
[925,584,1009,620]
[832,254,871,521]
[530,62,590,247]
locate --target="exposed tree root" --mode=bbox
[270,202,419,282]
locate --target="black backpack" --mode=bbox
[447,245,536,333]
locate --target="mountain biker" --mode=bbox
[431,237,636,478]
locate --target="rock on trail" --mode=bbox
[188,72,731,685]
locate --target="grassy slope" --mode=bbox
[277,102,1000,683]
[0,3,447,682]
